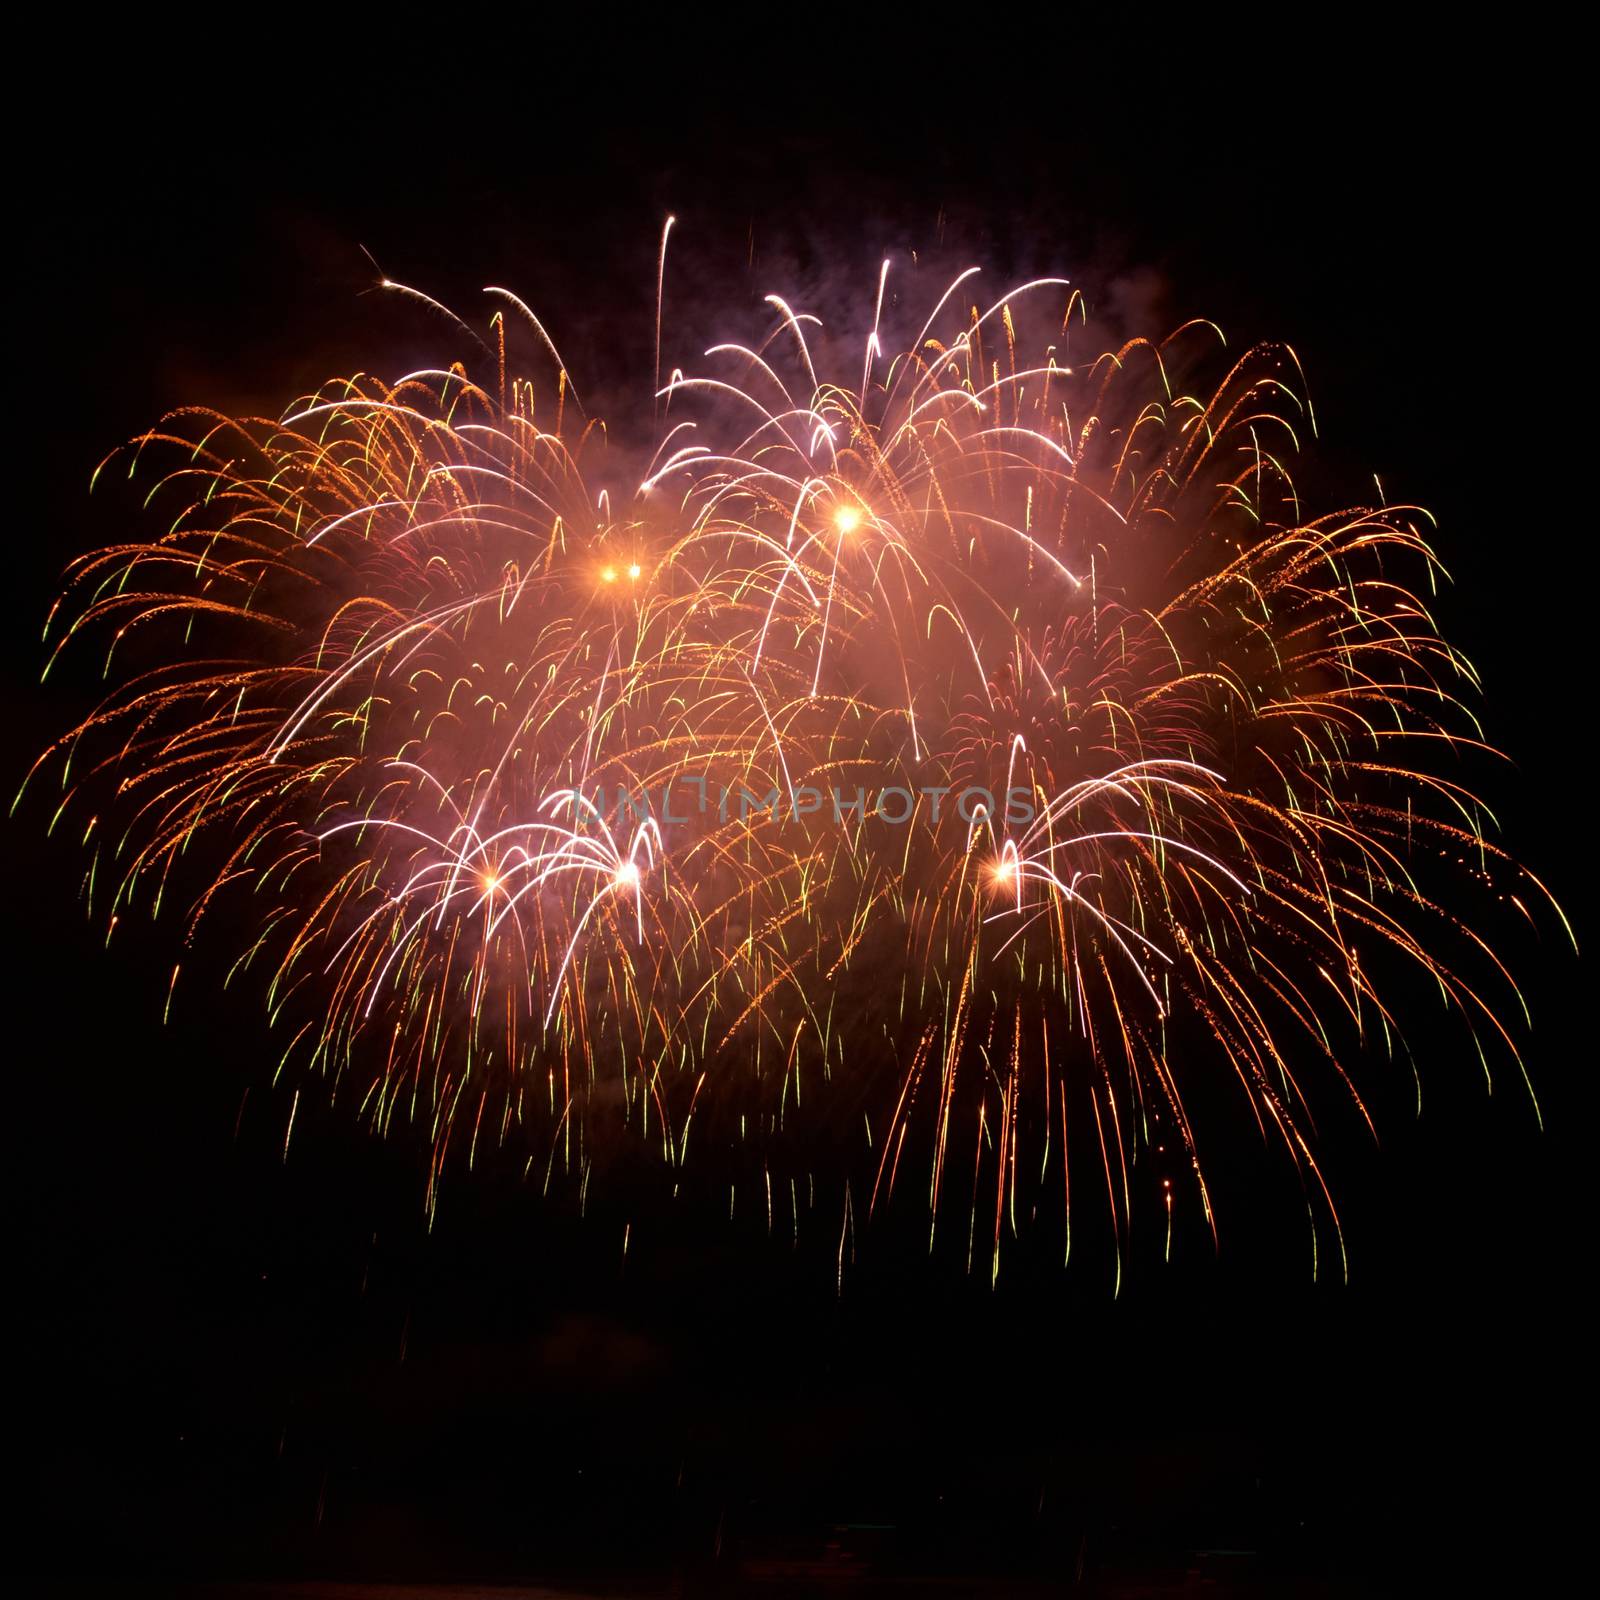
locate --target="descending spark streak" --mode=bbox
[655,214,675,410]
[23,248,1571,1278]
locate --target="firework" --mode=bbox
[22,233,1570,1285]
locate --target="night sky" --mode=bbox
[12,32,1585,1595]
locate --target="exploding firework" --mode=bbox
[22,232,1570,1285]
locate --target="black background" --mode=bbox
[11,28,1587,1595]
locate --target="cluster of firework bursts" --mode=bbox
[23,228,1570,1285]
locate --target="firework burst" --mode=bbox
[22,235,1570,1285]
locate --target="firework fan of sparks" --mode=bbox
[22,229,1573,1286]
